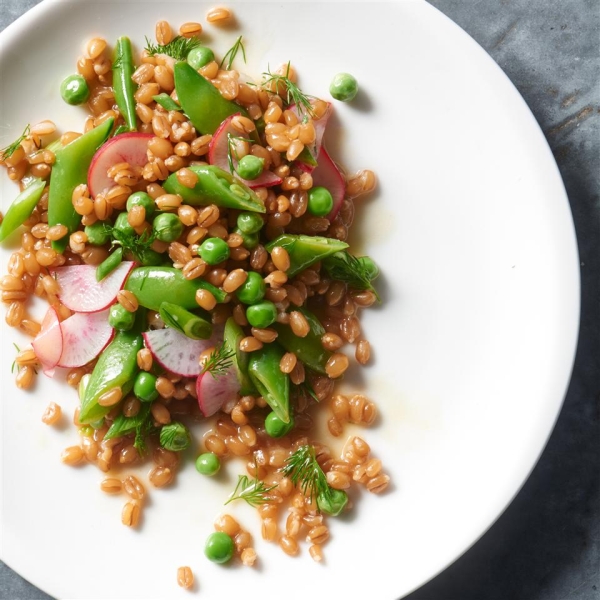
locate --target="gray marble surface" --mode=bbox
[0,0,598,599]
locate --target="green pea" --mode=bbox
[358,256,379,281]
[152,212,184,243]
[329,72,358,102]
[187,46,215,70]
[264,410,294,438]
[317,488,349,516]
[204,531,235,564]
[236,155,264,180]
[198,236,230,265]
[234,227,259,250]
[307,186,334,217]
[236,271,266,305]
[108,303,136,331]
[60,74,90,105]
[195,452,221,476]
[85,221,110,246]
[79,425,94,437]
[127,191,155,218]
[246,301,277,329]
[133,371,159,402]
[237,212,264,234]
[114,211,135,236]
[160,422,191,451]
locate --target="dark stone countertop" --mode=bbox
[0,0,598,599]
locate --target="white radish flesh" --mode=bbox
[32,306,63,376]
[57,310,114,368]
[291,101,333,171]
[196,364,240,417]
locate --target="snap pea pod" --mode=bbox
[248,343,290,424]
[163,164,265,213]
[104,404,150,441]
[223,317,255,395]
[79,308,146,424]
[159,301,213,340]
[174,61,249,134]
[113,37,137,131]
[96,247,123,281]
[273,307,331,374]
[153,93,182,112]
[124,266,227,312]
[48,118,114,253]
[265,234,348,277]
[0,178,46,242]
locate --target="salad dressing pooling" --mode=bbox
[0,10,388,586]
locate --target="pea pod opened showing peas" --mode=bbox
[0,16,384,580]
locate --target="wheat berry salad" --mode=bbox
[0,9,386,589]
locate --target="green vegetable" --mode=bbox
[307,186,334,217]
[236,154,264,180]
[273,307,331,374]
[113,37,138,131]
[236,212,263,234]
[265,233,348,277]
[145,35,201,61]
[60,74,90,105]
[219,36,246,70]
[187,45,215,70]
[198,236,230,265]
[126,191,155,217]
[152,212,184,242]
[159,301,212,340]
[108,302,135,331]
[48,118,114,252]
[195,452,220,476]
[223,318,255,395]
[114,211,136,237]
[85,221,111,246]
[248,343,290,423]
[152,93,182,112]
[225,474,276,507]
[163,164,265,213]
[283,445,348,516]
[96,247,123,281]
[246,300,277,329]
[322,251,380,299]
[133,371,159,402]
[329,72,358,102]
[204,531,235,564]
[103,224,157,264]
[125,266,227,312]
[174,61,249,135]
[235,271,266,305]
[265,411,294,438]
[105,404,150,442]
[160,421,191,451]
[0,178,46,242]
[79,309,146,424]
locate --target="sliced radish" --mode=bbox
[88,132,154,198]
[196,363,240,417]
[143,327,218,377]
[304,147,346,220]
[57,310,114,368]
[53,261,135,313]
[208,114,282,189]
[290,101,333,171]
[32,306,63,376]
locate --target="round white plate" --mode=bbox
[0,1,579,599]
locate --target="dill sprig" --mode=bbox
[202,343,235,379]
[226,132,250,175]
[103,224,155,260]
[261,63,316,117]
[322,251,380,301]
[144,35,201,61]
[10,343,21,374]
[225,474,277,507]
[0,124,30,162]
[220,35,246,70]
[282,445,330,504]
[293,379,319,403]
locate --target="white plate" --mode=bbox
[0,1,580,599]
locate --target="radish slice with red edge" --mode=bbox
[196,363,240,417]
[32,306,63,376]
[142,327,219,378]
[302,147,346,220]
[290,101,333,171]
[53,261,135,313]
[88,132,153,198]
[208,114,282,189]
[57,310,114,368]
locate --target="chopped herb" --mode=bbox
[282,444,329,504]
[159,421,192,451]
[202,343,235,379]
[10,343,21,374]
[261,63,316,117]
[0,124,30,162]
[144,35,201,61]
[322,251,380,301]
[102,224,156,261]
[226,132,251,175]
[219,35,246,70]
[225,473,276,507]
